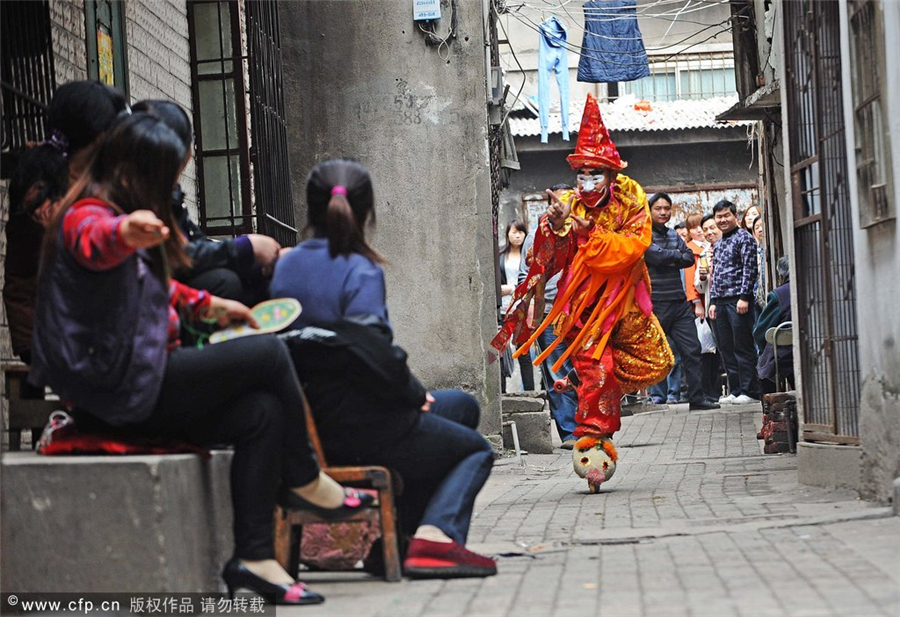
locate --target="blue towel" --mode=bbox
[577,0,650,83]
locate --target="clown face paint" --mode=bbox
[576,168,613,209]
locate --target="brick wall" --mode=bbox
[2,0,199,445]
[50,0,88,85]
[125,0,198,216]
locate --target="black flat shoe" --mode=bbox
[689,399,721,411]
[222,558,324,605]
[278,486,375,520]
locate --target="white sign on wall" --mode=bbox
[413,0,441,21]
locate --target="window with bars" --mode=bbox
[783,0,860,443]
[85,0,128,92]
[849,0,893,227]
[620,53,737,102]
[0,0,56,173]
[187,0,253,237]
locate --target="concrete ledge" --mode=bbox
[1,451,234,593]
[893,477,900,516]
[502,395,552,454]
[798,442,861,492]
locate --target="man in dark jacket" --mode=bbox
[644,194,719,411]
[172,186,281,306]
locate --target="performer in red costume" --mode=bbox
[493,95,673,492]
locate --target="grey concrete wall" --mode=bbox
[840,0,900,504]
[279,1,501,437]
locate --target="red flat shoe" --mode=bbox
[403,538,497,579]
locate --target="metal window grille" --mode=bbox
[187,0,253,237]
[620,52,737,102]
[849,0,894,227]
[0,0,56,167]
[245,0,297,247]
[783,0,860,443]
[85,0,128,91]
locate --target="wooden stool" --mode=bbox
[274,393,402,582]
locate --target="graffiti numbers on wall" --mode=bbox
[393,79,434,126]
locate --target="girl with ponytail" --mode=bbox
[271,159,497,579]
[30,118,373,605]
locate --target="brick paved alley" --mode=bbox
[292,404,900,617]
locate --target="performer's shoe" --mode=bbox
[560,439,576,450]
[404,539,497,579]
[689,399,721,411]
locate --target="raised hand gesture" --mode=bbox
[546,189,572,231]
[120,210,169,249]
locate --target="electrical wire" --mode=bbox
[517,0,727,21]
[511,4,741,53]
[419,0,457,61]
[660,0,695,40]
[760,2,776,72]
[506,0,743,52]
[499,3,744,67]
[496,9,527,127]
[549,0,732,47]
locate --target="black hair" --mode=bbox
[305,158,385,264]
[674,222,686,230]
[712,199,737,215]
[48,112,190,273]
[500,219,527,255]
[132,100,192,151]
[701,213,716,226]
[648,192,673,208]
[48,81,127,156]
[547,183,573,204]
[8,144,69,217]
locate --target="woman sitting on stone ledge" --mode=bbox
[28,112,372,606]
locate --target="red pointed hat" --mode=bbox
[566,94,627,172]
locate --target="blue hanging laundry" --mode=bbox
[577,0,650,83]
[538,17,570,144]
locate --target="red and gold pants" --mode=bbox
[571,311,673,438]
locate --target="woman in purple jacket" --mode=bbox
[30,113,371,605]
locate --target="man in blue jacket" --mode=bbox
[708,200,761,404]
[644,193,720,411]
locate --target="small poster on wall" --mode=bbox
[97,28,114,86]
[521,193,547,233]
[413,0,440,21]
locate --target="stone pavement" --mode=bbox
[291,403,900,617]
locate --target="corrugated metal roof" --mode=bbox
[508,95,751,137]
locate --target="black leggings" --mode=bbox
[144,335,319,560]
